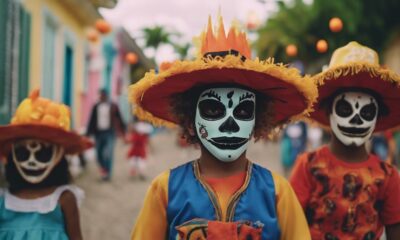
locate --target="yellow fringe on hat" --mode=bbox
[314,62,400,87]
[130,55,318,128]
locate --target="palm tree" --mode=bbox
[255,0,400,73]
[172,42,191,60]
[141,25,179,57]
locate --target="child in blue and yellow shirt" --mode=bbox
[129,16,317,240]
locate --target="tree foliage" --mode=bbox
[255,0,400,72]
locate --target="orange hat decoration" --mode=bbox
[0,90,92,156]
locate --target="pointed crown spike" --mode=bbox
[200,16,251,59]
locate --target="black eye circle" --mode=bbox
[335,98,353,117]
[13,145,30,162]
[233,101,255,120]
[360,103,377,121]
[198,99,226,120]
[34,144,54,163]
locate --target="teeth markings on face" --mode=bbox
[12,139,65,184]
[208,137,249,150]
[330,91,378,146]
[195,87,255,162]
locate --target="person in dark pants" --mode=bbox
[86,89,126,180]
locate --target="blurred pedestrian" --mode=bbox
[126,121,153,180]
[281,122,307,176]
[306,125,323,151]
[86,89,126,181]
[0,90,92,240]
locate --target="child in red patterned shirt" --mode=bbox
[290,42,400,239]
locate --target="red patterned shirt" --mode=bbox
[290,146,400,240]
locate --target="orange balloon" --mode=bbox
[329,17,343,33]
[286,44,298,57]
[87,29,99,42]
[95,19,112,34]
[316,39,328,53]
[125,52,138,64]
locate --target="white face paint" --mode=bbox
[195,87,256,162]
[330,92,378,146]
[12,139,64,184]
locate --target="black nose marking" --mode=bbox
[219,116,240,133]
[349,114,363,125]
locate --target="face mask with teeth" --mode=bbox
[330,91,378,146]
[195,87,256,162]
[11,139,64,184]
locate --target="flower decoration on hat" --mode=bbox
[11,90,71,131]
[0,89,92,156]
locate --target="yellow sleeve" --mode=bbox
[130,170,170,240]
[272,172,311,240]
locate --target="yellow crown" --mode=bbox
[200,16,251,59]
[11,89,71,131]
[329,41,379,68]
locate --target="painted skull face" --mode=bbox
[330,92,378,146]
[195,87,256,162]
[11,139,64,184]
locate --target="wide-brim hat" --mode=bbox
[310,41,400,132]
[0,90,93,157]
[129,17,317,128]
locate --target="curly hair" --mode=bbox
[170,84,276,144]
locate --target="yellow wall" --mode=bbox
[22,0,92,129]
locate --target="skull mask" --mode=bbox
[195,87,255,162]
[330,92,378,146]
[11,139,64,184]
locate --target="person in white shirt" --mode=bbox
[86,89,126,180]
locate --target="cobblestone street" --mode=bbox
[77,130,283,240]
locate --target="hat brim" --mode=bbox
[310,63,400,132]
[130,56,317,127]
[0,124,93,156]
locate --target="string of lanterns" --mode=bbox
[286,17,343,57]
[86,19,139,65]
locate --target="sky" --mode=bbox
[100,0,280,63]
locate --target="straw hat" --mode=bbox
[310,41,400,132]
[129,16,317,128]
[0,90,93,156]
